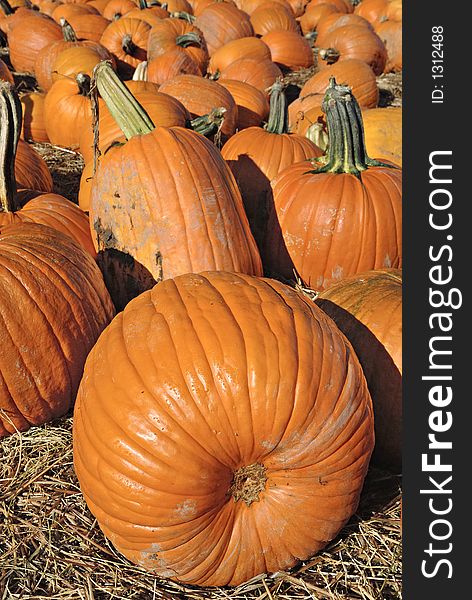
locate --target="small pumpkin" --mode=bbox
[315,11,373,44]
[218,57,283,96]
[218,78,269,130]
[317,268,402,470]
[193,2,254,55]
[99,16,151,79]
[263,78,402,290]
[261,29,314,71]
[207,36,271,76]
[250,2,299,37]
[73,270,374,586]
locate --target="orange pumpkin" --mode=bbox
[0,82,95,257]
[299,3,340,36]
[218,57,283,95]
[0,223,114,437]
[250,2,299,36]
[193,2,254,55]
[62,13,111,43]
[158,73,238,140]
[89,62,262,309]
[73,269,374,586]
[146,17,209,73]
[207,36,271,76]
[317,268,402,470]
[317,24,387,75]
[221,81,322,247]
[315,12,373,44]
[99,16,151,78]
[218,79,269,130]
[0,57,13,83]
[362,106,402,167]
[8,14,63,73]
[147,48,202,84]
[15,140,53,192]
[261,29,314,70]
[299,58,379,108]
[263,78,402,290]
[375,19,402,72]
[44,72,94,149]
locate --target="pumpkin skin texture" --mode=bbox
[315,12,373,45]
[194,3,254,55]
[261,30,314,70]
[218,57,283,95]
[73,270,375,586]
[317,268,402,471]
[375,19,402,73]
[299,59,379,109]
[218,79,269,130]
[0,58,13,84]
[207,36,271,76]
[0,222,115,437]
[15,139,53,192]
[362,106,402,167]
[263,80,401,290]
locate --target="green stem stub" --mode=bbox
[60,18,78,42]
[0,81,21,213]
[92,61,155,141]
[176,32,202,48]
[264,79,288,135]
[308,77,397,177]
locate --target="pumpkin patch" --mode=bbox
[0,0,403,594]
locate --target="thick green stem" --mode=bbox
[265,80,288,135]
[0,0,14,16]
[59,18,78,42]
[309,77,396,176]
[92,61,155,140]
[190,107,226,137]
[0,81,21,212]
[176,32,202,48]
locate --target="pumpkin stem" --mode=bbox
[309,78,396,177]
[59,18,78,43]
[0,81,21,213]
[265,80,288,135]
[169,11,196,23]
[0,0,14,16]
[122,33,138,56]
[76,72,92,96]
[175,32,202,48]
[228,463,267,507]
[92,61,155,140]
[306,122,329,152]
[189,106,226,137]
[318,47,340,65]
[132,60,148,81]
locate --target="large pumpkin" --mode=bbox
[89,62,262,309]
[263,78,402,290]
[0,222,115,437]
[73,270,374,586]
[317,268,402,471]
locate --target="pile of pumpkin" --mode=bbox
[0,0,402,589]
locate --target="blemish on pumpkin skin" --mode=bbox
[175,499,197,518]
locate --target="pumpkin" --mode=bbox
[0,82,95,256]
[73,270,374,585]
[20,91,50,143]
[362,106,402,167]
[34,18,114,92]
[218,79,269,130]
[207,36,271,76]
[44,72,94,149]
[250,2,299,36]
[51,44,115,81]
[8,14,63,73]
[263,78,402,290]
[288,95,325,136]
[218,57,283,95]
[306,0,352,12]
[237,0,293,14]
[317,24,387,75]
[299,58,379,108]
[221,81,322,248]
[146,17,209,73]
[0,222,115,437]
[158,73,238,140]
[15,139,53,192]
[353,0,390,25]
[317,268,402,470]
[63,13,111,43]
[193,3,254,55]
[102,0,135,20]
[147,48,202,84]
[0,3,40,36]
[51,2,100,21]
[261,30,314,71]
[299,3,340,36]
[89,62,261,309]
[99,16,151,79]
[375,19,402,72]
[315,12,373,44]
[126,1,169,27]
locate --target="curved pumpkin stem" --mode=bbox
[309,78,397,177]
[176,32,203,48]
[0,0,14,16]
[190,107,226,137]
[0,81,21,213]
[265,80,288,135]
[59,18,78,43]
[122,34,138,56]
[92,61,155,140]
[169,11,196,23]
